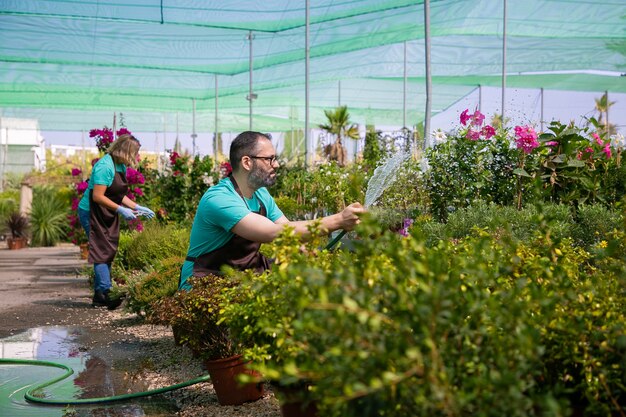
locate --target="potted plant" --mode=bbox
[6,211,29,249]
[149,273,264,406]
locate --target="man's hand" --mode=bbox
[339,202,366,231]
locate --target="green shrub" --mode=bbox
[29,186,68,247]
[572,204,622,250]
[114,222,190,272]
[126,255,183,317]
[224,213,626,416]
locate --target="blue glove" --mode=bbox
[135,204,155,219]
[116,206,137,221]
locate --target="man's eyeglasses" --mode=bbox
[248,155,277,164]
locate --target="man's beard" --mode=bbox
[248,164,276,190]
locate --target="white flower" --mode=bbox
[202,174,214,186]
[325,185,331,191]
[419,157,430,173]
[431,129,447,145]
[610,133,626,150]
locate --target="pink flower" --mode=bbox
[133,187,144,197]
[76,181,89,194]
[466,129,481,141]
[398,218,414,237]
[117,127,132,137]
[514,125,539,154]
[603,143,612,159]
[126,167,145,184]
[169,151,180,166]
[219,161,233,177]
[585,147,594,154]
[545,141,558,147]
[592,133,602,145]
[71,168,82,177]
[460,109,471,126]
[472,110,485,127]
[481,125,496,139]
[71,198,79,211]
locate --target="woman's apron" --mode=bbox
[186,175,271,277]
[88,170,128,264]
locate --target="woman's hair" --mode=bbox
[229,131,271,171]
[108,134,141,167]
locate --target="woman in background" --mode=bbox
[77,134,154,309]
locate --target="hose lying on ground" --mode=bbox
[0,358,210,405]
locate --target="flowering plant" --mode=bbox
[68,168,89,245]
[89,127,132,153]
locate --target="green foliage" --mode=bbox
[150,274,244,361]
[273,162,367,218]
[150,152,218,223]
[29,186,68,247]
[126,255,183,317]
[221,211,626,416]
[5,211,29,238]
[425,132,518,221]
[362,126,384,170]
[0,193,18,234]
[571,203,623,250]
[114,222,190,272]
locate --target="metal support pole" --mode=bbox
[478,84,482,113]
[423,0,432,150]
[403,40,408,129]
[215,75,219,161]
[191,98,197,155]
[501,0,507,124]
[540,87,544,133]
[605,90,609,136]
[338,80,341,107]
[247,31,256,131]
[305,0,310,167]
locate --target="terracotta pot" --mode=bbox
[79,243,89,259]
[203,354,264,406]
[273,382,319,417]
[7,237,27,250]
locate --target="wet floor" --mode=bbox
[0,326,179,416]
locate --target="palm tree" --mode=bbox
[319,106,360,166]
[594,92,617,136]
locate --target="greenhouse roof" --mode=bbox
[0,0,624,133]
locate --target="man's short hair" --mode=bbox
[230,131,271,171]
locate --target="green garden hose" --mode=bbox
[325,230,347,250]
[0,358,210,405]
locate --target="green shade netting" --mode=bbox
[0,0,624,132]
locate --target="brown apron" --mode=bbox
[187,175,271,277]
[88,170,128,264]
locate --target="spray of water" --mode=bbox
[364,150,411,208]
[325,151,411,250]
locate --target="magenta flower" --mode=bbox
[472,110,485,127]
[76,181,89,194]
[133,187,144,197]
[71,198,79,211]
[460,109,471,126]
[592,133,602,145]
[603,143,612,159]
[117,127,132,137]
[398,218,414,237]
[169,151,180,166]
[481,125,496,139]
[514,125,539,154]
[466,129,481,141]
[545,141,558,147]
[126,167,145,185]
[71,168,82,177]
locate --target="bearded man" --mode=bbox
[179,131,365,290]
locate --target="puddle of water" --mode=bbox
[0,326,179,417]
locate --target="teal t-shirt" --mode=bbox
[78,154,127,212]
[179,177,284,290]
